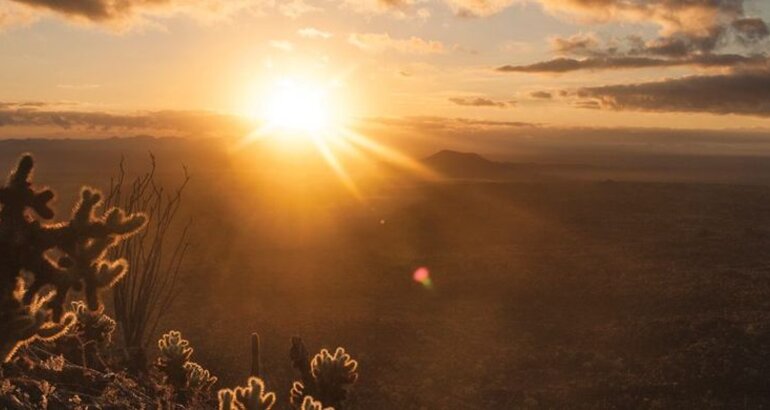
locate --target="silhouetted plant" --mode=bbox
[71,301,117,348]
[220,334,359,410]
[300,395,334,410]
[218,376,276,410]
[0,154,146,363]
[105,155,190,370]
[63,301,117,369]
[289,338,359,409]
[156,330,216,404]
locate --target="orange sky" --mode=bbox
[0,0,768,143]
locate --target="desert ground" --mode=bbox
[3,138,770,408]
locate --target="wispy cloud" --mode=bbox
[0,101,252,137]
[348,32,445,54]
[448,97,516,108]
[56,84,101,90]
[297,27,333,39]
[268,40,294,52]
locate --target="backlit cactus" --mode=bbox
[0,154,146,363]
[300,396,334,410]
[289,337,359,409]
[0,283,75,362]
[218,376,277,410]
[70,301,116,347]
[156,330,216,404]
[184,361,218,392]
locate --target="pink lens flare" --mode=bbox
[412,267,433,289]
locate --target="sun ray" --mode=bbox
[310,134,361,199]
[237,74,441,197]
[340,129,440,180]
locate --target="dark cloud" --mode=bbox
[633,30,725,57]
[550,33,606,57]
[577,70,770,117]
[0,102,252,137]
[11,0,124,21]
[497,54,767,73]
[448,97,515,108]
[3,0,261,27]
[500,0,769,75]
[733,18,770,44]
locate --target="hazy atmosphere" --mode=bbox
[1,0,770,409]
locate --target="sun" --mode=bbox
[257,78,336,134]
[239,74,438,198]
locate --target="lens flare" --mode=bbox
[412,267,433,289]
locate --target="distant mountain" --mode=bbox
[422,149,605,181]
[423,150,504,178]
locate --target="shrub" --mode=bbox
[105,156,191,370]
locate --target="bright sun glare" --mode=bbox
[243,75,438,198]
[259,79,334,134]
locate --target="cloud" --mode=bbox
[340,0,430,19]
[448,97,515,108]
[0,1,37,29]
[537,0,745,35]
[348,32,445,54]
[550,32,604,56]
[268,40,294,52]
[442,0,517,17]
[57,84,101,90]
[298,27,332,39]
[732,17,770,44]
[2,0,269,29]
[576,69,770,117]
[497,54,767,73]
[366,116,537,132]
[342,0,517,18]
[276,0,321,18]
[498,1,768,75]
[0,101,252,137]
[530,91,553,99]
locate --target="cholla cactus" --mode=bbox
[0,154,146,363]
[218,377,276,410]
[185,361,218,392]
[0,283,75,362]
[289,338,359,409]
[300,396,334,410]
[156,330,217,404]
[70,301,116,347]
[311,348,359,393]
[156,330,194,388]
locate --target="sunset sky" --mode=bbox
[1,0,769,146]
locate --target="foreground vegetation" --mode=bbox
[0,155,358,408]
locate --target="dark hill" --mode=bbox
[423,150,504,178]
